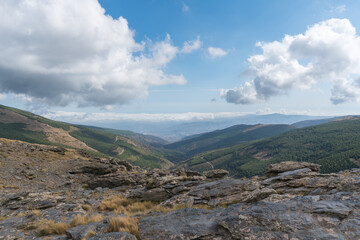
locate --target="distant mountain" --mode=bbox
[85,126,169,147]
[292,116,359,128]
[164,124,296,162]
[91,113,329,141]
[179,118,360,177]
[0,105,172,169]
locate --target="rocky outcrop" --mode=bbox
[139,208,230,240]
[266,161,321,176]
[203,169,229,179]
[139,162,360,240]
[1,161,359,239]
[88,232,137,240]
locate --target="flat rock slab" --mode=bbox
[87,232,137,240]
[217,194,360,240]
[266,161,321,176]
[139,208,230,240]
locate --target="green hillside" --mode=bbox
[164,124,295,161]
[0,104,172,169]
[86,126,169,147]
[181,118,360,177]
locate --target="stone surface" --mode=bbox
[203,169,229,179]
[266,161,321,176]
[0,155,359,240]
[87,232,137,240]
[66,220,109,240]
[139,208,230,240]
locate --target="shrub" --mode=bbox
[69,214,103,227]
[107,217,139,238]
[37,221,69,236]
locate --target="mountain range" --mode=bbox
[0,104,359,178]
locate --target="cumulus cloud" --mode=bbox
[0,94,6,100]
[181,36,201,53]
[43,111,248,123]
[0,0,195,108]
[221,18,360,105]
[207,47,228,58]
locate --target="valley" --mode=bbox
[0,104,359,239]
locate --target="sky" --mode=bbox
[1,0,360,123]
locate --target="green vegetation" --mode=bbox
[0,104,70,130]
[183,118,360,177]
[86,126,169,147]
[0,104,169,169]
[69,126,167,168]
[0,122,51,145]
[164,124,295,161]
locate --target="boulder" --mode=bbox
[217,194,360,240]
[87,232,137,240]
[188,178,260,200]
[129,188,171,202]
[66,220,109,240]
[139,208,230,240]
[266,161,321,176]
[203,169,229,179]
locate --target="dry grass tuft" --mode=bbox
[37,221,69,236]
[99,195,156,215]
[98,195,132,211]
[82,204,92,212]
[85,229,97,238]
[69,214,104,227]
[126,201,154,214]
[30,210,41,217]
[149,204,187,213]
[107,217,139,238]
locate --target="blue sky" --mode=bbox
[1,0,360,123]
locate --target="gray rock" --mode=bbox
[203,169,229,179]
[66,220,109,240]
[28,200,57,210]
[188,178,259,200]
[129,188,171,202]
[263,168,314,184]
[139,208,230,240]
[217,195,359,240]
[87,232,137,240]
[266,161,321,176]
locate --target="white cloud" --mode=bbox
[0,94,6,100]
[207,47,228,58]
[182,3,190,13]
[0,0,192,108]
[43,111,249,123]
[331,5,347,13]
[181,36,202,53]
[221,18,360,105]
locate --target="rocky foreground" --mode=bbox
[1,148,360,239]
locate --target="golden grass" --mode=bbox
[98,194,214,217]
[30,210,41,217]
[85,230,97,239]
[37,221,69,236]
[107,217,139,238]
[98,195,132,211]
[82,204,92,212]
[37,214,104,237]
[126,201,154,214]
[69,214,104,227]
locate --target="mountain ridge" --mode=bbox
[180,117,360,177]
[0,104,172,169]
